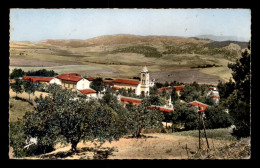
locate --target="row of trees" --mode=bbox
[10,68,58,79]
[10,79,36,101]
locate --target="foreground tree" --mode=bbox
[226,48,251,138]
[125,98,164,137]
[23,85,126,154]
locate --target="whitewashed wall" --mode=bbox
[135,84,141,96]
[49,78,62,85]
[76,78,90,90]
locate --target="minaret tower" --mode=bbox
[140,66,150,96]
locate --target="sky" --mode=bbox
[10,9,251,42]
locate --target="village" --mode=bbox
[19,66,220,115]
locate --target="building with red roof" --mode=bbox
[118,96,174,113]
[149,105,174,113]
[78,88,97,98]
[188,101,209,112]
[23,76,53,84]
[207,87,220,104]
[113,79,140,85]
[49,73,91,91]
[157,86,173,94]
[102,80,114,86]
[113,78,141,95]
[120,96,142,105]
[86,77,95,81]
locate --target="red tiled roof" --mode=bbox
[78,89,96,94]
[113,79,139,85]
[173,85,185,91]
[56,74,82,82]
[188,101,208,112]
[67,73,81,77]
[112,87,119,90]
[103,80,114,85]
[120,97,142,104]
[157,87,173,94]
[86,77,95,81]
[23,76,53,83]
[149,105,174,113]
[212,96,220,99]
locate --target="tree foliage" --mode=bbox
[22,80,36,101]
[26,69,58,77]
[10,79,23,97]
[226,49,250,139]
[125,98,164,137]
[204,106,233,129]
[10,68,25,79]
[171,103,198,130]
[21,84,127,155]
[90,77,105,93]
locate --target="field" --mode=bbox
[9,35,245,83]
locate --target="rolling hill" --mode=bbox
[9,35,249,83]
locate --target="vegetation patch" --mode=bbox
[172,128,238,141]
[111,45,162,58]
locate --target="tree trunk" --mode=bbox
[172,122,174,133]
[71,141,78,153]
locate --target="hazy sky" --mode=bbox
[10,9,251,42]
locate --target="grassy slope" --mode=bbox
[9,98,34,123]
[172,128,237,142]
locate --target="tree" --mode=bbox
[23,86,126,154]
[171,89,179,103]
[217,79,235,99]
[10,79,23,97]
[23,80,36,101]
[26,69,58,77]
[171,102,198,131]
[204,105,233,129]
[10,68,25,79]
[9,120,28,157]
[226,49,251,138]
[147,94,165,106]
[228,49,250,104]
[125,98,164,137]
[90,77,105,93]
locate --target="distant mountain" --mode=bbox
[195,35,250,42]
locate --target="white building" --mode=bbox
[49,73,91,91]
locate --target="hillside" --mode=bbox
[9,35,249,83]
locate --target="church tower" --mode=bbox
[140,66,150,96]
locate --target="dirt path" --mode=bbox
[26,133,232,160]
